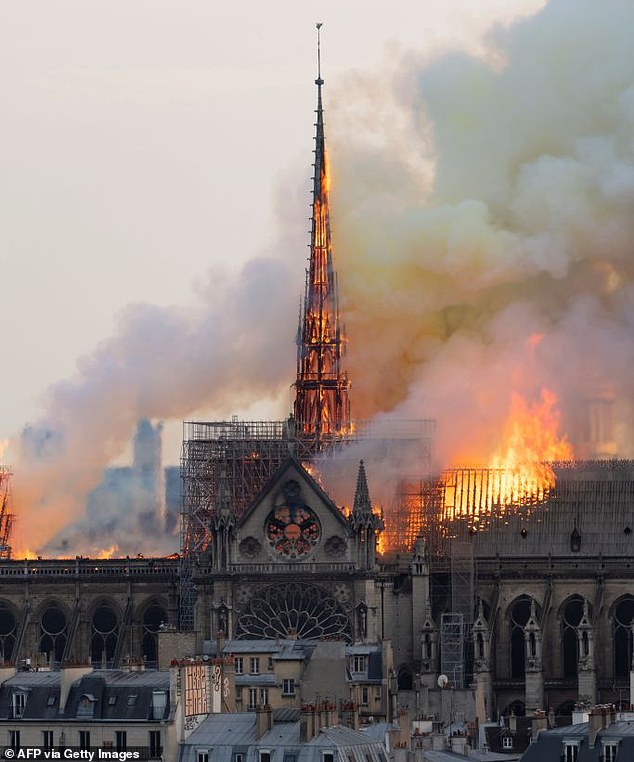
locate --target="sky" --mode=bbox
[0,0,547,468]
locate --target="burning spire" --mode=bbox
[294,23,351,454]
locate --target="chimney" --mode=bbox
[255,704,272,739]
[300,704,316,742]
[59,665,93,713]
[590,703,616,742]
[531,710,548,742]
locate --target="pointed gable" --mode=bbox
[235,457,350,565]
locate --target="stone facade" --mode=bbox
[1,457,633,729]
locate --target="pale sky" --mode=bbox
[0,0,546,465]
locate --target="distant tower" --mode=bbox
[133,418,165,531]
[294,24,350,455]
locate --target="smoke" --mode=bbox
[12,247,303,553]
[331,0,634,466]
[11,0,634,553]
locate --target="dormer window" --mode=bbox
[603,742,619,762]
[12,691,27,719]
[351,655,366,673]
[77,693,96,718]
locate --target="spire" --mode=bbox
[353,460,372,516]
[294,23,350,455]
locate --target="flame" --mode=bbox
[449,387,573,518]
[382,387,575,555]
[11,546,38,560]
[93,544,119,559]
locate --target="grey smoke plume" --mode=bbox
[331,0,634,466]
[13,250,303,554]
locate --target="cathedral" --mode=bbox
[1,42,633,733]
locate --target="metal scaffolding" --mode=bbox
[440,613,465,689]
[179,416,434,628]
[0,467,13,559]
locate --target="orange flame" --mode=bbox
[449,387,573,517]
[94,544,119,559]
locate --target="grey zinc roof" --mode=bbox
[520,720,634,761]
[2,670,61,688]
[179,714,389,762]
[0,668,170,723]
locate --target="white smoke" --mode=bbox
[331,0,634,466]
[13,246,304,553]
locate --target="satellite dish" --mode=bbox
[437,674,449,689]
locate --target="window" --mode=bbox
[268,656,274,670]
[77,694,95,718]
[236,686,243,703]
[614,597,634,678]
[510,596,532,678]
[149,731,162,758]
[9,730,20,750]
[283,755,296,762]
[604,743,618,762]
[282,678,296,696]
[197,752,209,762]
[234,656,244,675]
[502,736,513,749]
[42,731,54,750]
[248,688,258,709]
[250,656,260,674]
[259,752,271,762]
[323,754,335,762]
[562,598,584,678]
[563,742,579,762]
[234,755,245,762]
[116,731,127,752]
[360,686,369,706]
[47,694,56,707]
[127,694,138,706]
[12,691,27,719]
[79,731,90,750]
[375,688,382,702]
[351,655,366,673]
[259,687,269,706]
[108,695,118,706]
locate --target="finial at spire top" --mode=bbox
[315,22,324,86]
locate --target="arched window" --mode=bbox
[614,597,634,679]
[503,700,525,717]
[142,603,167,667]
[510,597,532,679]
[397,666,413,690]
[90,605,119,667]
[562,597,584,678]
[0,602,17,664]
[39,605,68,665]
[476,633,484,659]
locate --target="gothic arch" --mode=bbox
[0,600,18,664]
[235,582,353,642]
[36,600,70,666]
[558,595,586,678]
[507,596,533,679]
[397,665,413,691]
[611,595,634,679]
[502,699,526,717]
[88,599,121,667]
[138,598,168,667]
